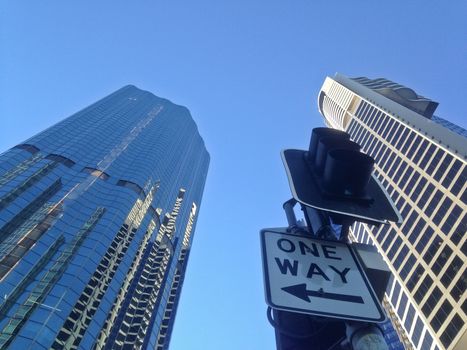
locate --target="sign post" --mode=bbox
[261,229,386,323]
[261,128,400,350]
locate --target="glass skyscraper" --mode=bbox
[318,74,466,350]
[0,85,209,349]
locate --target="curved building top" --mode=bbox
[351,76,439,119]
[318,73,466,160]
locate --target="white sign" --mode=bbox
[260,229,385,322]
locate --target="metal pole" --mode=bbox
[302,206,336,239]
[304,206,388,350]
[283,199,309,235]
[283,198,298,228]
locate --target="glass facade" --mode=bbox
[0,85,209,349]
[318,74,466,350]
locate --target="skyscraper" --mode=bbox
[318,74,466,350]
[0,85,209,349]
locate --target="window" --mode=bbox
[388,157,402,178]
[0,162,59,211]
[426,149,445,175]
[367,108,379,129]
[393,162,408,183]
[382,229,397,251]
[448,279,464,314]
[414,275,433,303]
[404,304,415,334]
[376,224,390,243]
[82,167,109,180]
[408,218,426,245]
[383,119,396,139]
[398,167,413,189]
[433,153,453,181]
[420,332,433,350]
[412,317,424,348]
[391,282,401,306]
[410,177,427,203]
[401,211,417,232]
[401,131,415,154]
[372,141,383,158]
[413,140,428,164]
[419,144,436,169]
[406,135,422,163]
[441,160,462,189]
[387,237,402,260]
[373,114,384,132]
[425,190,443,217]
[440,313,464,348]
[389,125,403,145]
[395,128,410,150]
[397,293,408,315]
[116,180,144,196]
[13,144,40,154]
[433,197,453,226]
[422,234,441,263]
[393,245,409,269]
[418,182,435,208]
[421,286,442,317]
[0,192,63,280]
[432,245,453,275]
[450,213,466,244]
[431,300,453,332]
[406,263,424,291]
[383,153,396,173]
[46,154,76,168]
[403,171,420,193]
[400,204,411,221]
[451,167,466,196]
[441,255,462,289]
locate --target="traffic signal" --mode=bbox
[281,128,401,225]
[307,127,375,202]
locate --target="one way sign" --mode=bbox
[260,229,386,322]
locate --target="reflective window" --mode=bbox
[410,177,427,203]
[421,286,441,317]
[450,213,466,244]
[82,167,110,181]
[419,144,437,169]
[408,218,426,245]
[45,154,75,168]
[425,190,443,217]
[420,332,433,350]
[440,313,464,348]
[414,275,433,303]
[451,167,466,196]
[441,255,463,289]
[432,245,453,275]
[431,300,453,332]
[441,159,461,189]
[397,292,408,315]
[413,140,429,164]
[13,144,40,154]
[433,197,453,226]
[411,317,424,347]
[403,304,415,334]
[393,245,409,269]
[406,263,424,292]
[423,234,442,264]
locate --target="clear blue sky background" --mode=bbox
[1,1,466,349]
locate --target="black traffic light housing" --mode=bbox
[281,128,401,225]
[308,128,374,202]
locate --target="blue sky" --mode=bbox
[1,1,466,349]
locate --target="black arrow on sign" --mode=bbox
[282,283,364,304]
